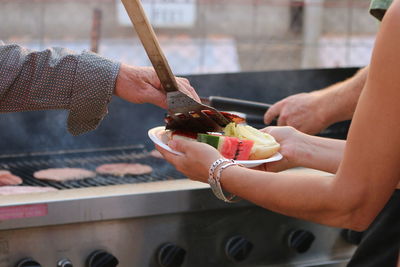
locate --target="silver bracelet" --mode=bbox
[208,158,232,179]
[208,158,232,201]
[214,162,242,203]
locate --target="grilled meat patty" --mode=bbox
[33,168,96,181]
[96,163,153,176]
[0,170,23,186]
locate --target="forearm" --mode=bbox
[0,45,76,111]
[313,66,368,125]
[296,134,346,173]
[220,167,359,229]
[0,44,120,135]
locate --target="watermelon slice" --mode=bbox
[197,134,254,160]
[219,136,240,159]
[171,130,255,160]
[235,139,254,160]
[197,134,221,149]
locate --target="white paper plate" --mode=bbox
[148,126,283,168]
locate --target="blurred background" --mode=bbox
[0,0,378,75]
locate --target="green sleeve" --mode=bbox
[370,0,393,20]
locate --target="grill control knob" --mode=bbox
[57,258,73,267]
[156,242,186,267]
[287,229,315,253]
[225,235,254,262]
[15,258,42,267]
[86,250,119,267]
[341,229,363,245]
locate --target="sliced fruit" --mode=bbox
[235,139,254,160]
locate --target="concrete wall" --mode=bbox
[0,0,120,39]
[0,0,291,40]
[323,0,379,35]
[0,0,378,71]
[0,0,377,40]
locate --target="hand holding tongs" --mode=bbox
[121,0,231,133]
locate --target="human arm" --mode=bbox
[256,126,345,173]
[0,44,198,135]
[158,139,354,229]
[263,66,368,134]
[157,0,400,231]
[0,44,120,135]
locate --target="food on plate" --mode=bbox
[203,110,246,124]
[33,168,96,181]
[167,122,280,160]
[165,111,246,132]
[150,149,164,159]
[95,163,153,176]
[0,170,23,186]
[0,186,57,195]
[223,122,280,159]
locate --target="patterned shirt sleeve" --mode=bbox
[0,43,120,136]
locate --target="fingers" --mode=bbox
[113,65,201,111]
[145,85,168,108]
[259,126,275,134]
[168,139,184,152]
[156,140,218,182]
[155,144,182,166]
[168,138,202,154]
[276,115,288,126]
[252,156,293,173]
[264,101,283,125]
[176,77,201,102]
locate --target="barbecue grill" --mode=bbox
[0,146,184,190]
[0,68,358,267]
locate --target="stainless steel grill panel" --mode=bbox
[0,145,185,190]
[0,69,358,267]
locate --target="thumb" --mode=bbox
[142,85,167,109]
[168,139,193,153]
[260,126,274,134]
[264,104,281,124]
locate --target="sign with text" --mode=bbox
[117,0,196,28]
[0,204,48,221]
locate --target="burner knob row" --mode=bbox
[15,229,317,267]
[156,229,316,266]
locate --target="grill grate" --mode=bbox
[0,145,185,190]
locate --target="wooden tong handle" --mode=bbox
[121,0,179,92]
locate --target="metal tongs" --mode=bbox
[121,0,231,133]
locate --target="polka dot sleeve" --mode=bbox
[0,43,120,136]
[68,50,120,135]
